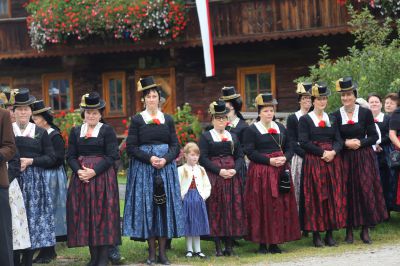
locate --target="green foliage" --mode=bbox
[296,6,400,112]
[53,110,83,146]
[173,103,202,147]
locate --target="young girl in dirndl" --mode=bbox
[178,142,211,259]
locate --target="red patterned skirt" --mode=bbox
[67,156,121,247]
[302,142,347,231]
[244,151,301,244]
[343,147,388,227]
[206,156,246,237]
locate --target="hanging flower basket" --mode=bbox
[25,0,189,51]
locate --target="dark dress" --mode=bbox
[227,118,248,184]
[66,123,121,247]
[123,113,184,240]
[286,111,307,208]
[374,113,393,212]
[14,123,56,249]
[298,113,347,231]
[199,130,246,237]
[226,118,248,145]
[243,122,301,244]
[332,106,387,227]
[389,108,400,209]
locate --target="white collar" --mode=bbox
[308,111,331,127]
[254,120,280,135]
[47,128,55,135]
[230,117,240,128]
[340,105,360,125]
[80,122,103,138]
[13,122,36,138]
[375,112,384,123]
[140,109,165,124]
[209,129,233,142]
[295,110,306,121]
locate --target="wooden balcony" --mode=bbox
[0,0,352,60]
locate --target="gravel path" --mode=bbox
[268,244,400,266]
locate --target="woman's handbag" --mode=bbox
[389,150,400,168]
[279,168,291,193]
[153,171,167,205]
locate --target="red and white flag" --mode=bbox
[196,0,215,77]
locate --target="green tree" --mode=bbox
[296,5,400,112]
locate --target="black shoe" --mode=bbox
[268,244,282,254]
[258,244,268,254]
[33,257,54,264]
[360,232,372,244]
[223,249,232,256]
[324,236,337,247]
[215,250,223,257]
[313,232,324,248]
[157,256,171,265]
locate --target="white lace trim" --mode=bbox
[47,128,55,135]
[209,129,233,142]
[140,109,165,124]
[308,111,331,127]
[340,104,359,125]
[80,122,103,138]
[12,122,35,138]
[254,121,280,135]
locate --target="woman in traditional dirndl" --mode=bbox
[220,86,248,189]
[243,93,300,254]
[286,82,312,210]
[199,100,246,256]
[332,77,387,244]
[123,77,184,265]
[31,100,67,263]
[67,92,121,266]
[367,94,393,214]
[298,83,347,247]
[1,90,31,259]
[178,142,211,259]
[12,89,56,265]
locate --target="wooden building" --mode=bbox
[0,0,355,135]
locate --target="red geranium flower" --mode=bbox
[347,120,355,125]
[318,120,326,128]
[221,137,228,142]
[122,119,127,125]
[374,118,378,123]
[268,128,278,134]
[153,118,161,125]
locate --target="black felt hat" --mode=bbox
[336,77,358,93]
[137,76,159,92]
[255,93,278,107]
[209,100,229,115]
[220,86,241,101]
[79,92,106,110]
[13,88,36,106]
[31,100,52,115]
[296,82,312,96]
[311,82,331,97]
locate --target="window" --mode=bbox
[43,73,73,112]
[134,68,176,114]
[0,77,12,89]
[237,65,276,112]
[102,72,126,117]
[0,0,10,18]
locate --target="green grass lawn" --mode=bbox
[51,212,400,265]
